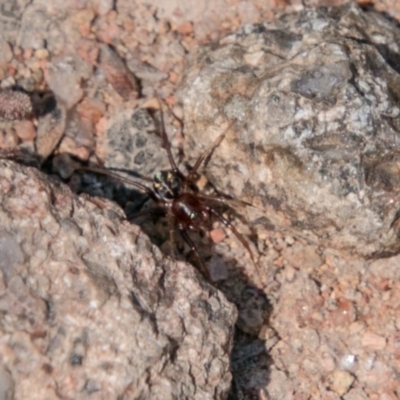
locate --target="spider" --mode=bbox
[81,100,255,281]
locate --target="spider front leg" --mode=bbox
[186,120,237,188]
[156,98,185,180]
[78,165,160,204]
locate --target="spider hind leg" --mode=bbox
[209,207,262,280]
[179,228,212,282]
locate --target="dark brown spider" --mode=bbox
[82,101,255,281]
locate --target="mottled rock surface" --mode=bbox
[181,3,400,257]
[1,1,400,399]
[177,5,400,398]
[0,160,237,400]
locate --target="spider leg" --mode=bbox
[187,120,236,185]
[179,228,211,281]
[167,213,176,258]
[78,165,160,203]
[156,98,185,179]
[209,208,260,275]
[107,167,153,183]
[196,194,263,230]
[127,205,163,221]
[196,193,255,209]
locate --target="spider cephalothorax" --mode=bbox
[153,170,182,200]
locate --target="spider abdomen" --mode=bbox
[172,193,209,229]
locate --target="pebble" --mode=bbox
[209,227,226,244]
[14,120,36,141]
[34,49,49,60]
[361,331,387,351]
[327,370,354,396]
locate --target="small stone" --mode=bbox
[327,370,354,396]
[258,325,278,351]
[99,44,139,101]
[141,97,160,110]
[361,332,386,351]
[285,235,295,245]
[349,321,365,335]
[76,98,106,125]
[0,38,13,64]
[14,120,36,142]
[76,39,100,65]
[178,21,193,35]
[92,0,114,15]
[302,358,319,375]
[207,256,228,282]
[343,388,369,400]
[284,266,296,282]
[58,136,91,161]
[72,9,95,37]
[209,227,226,244]
[319,351,336,372]
[34,49,49,60]
[35,103,67,160]
[194,173,208,191]
[94,14,123,44]
[52,153,79,180]
[46,54,87,109]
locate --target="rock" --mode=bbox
[102,107,175,177]
[343,388,369,400]
[178,5,400,397]
[46,52,91,110]
[99,44,140,101]
[327,370,355,396]
[13,120,36,142]
[0,364,14,400]
[0,37,13,65]
[35,101,67,161]
[58,108,95,161]
[180,3,400,257]
[17,5,49,50]
[0,90,33,120]
[4,1,400,398]
[0,159,237,400]
[361,331,387,351]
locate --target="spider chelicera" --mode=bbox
[82,100,255,281]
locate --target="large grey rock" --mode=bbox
[180,4,400,257]
[0,160,237,400]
